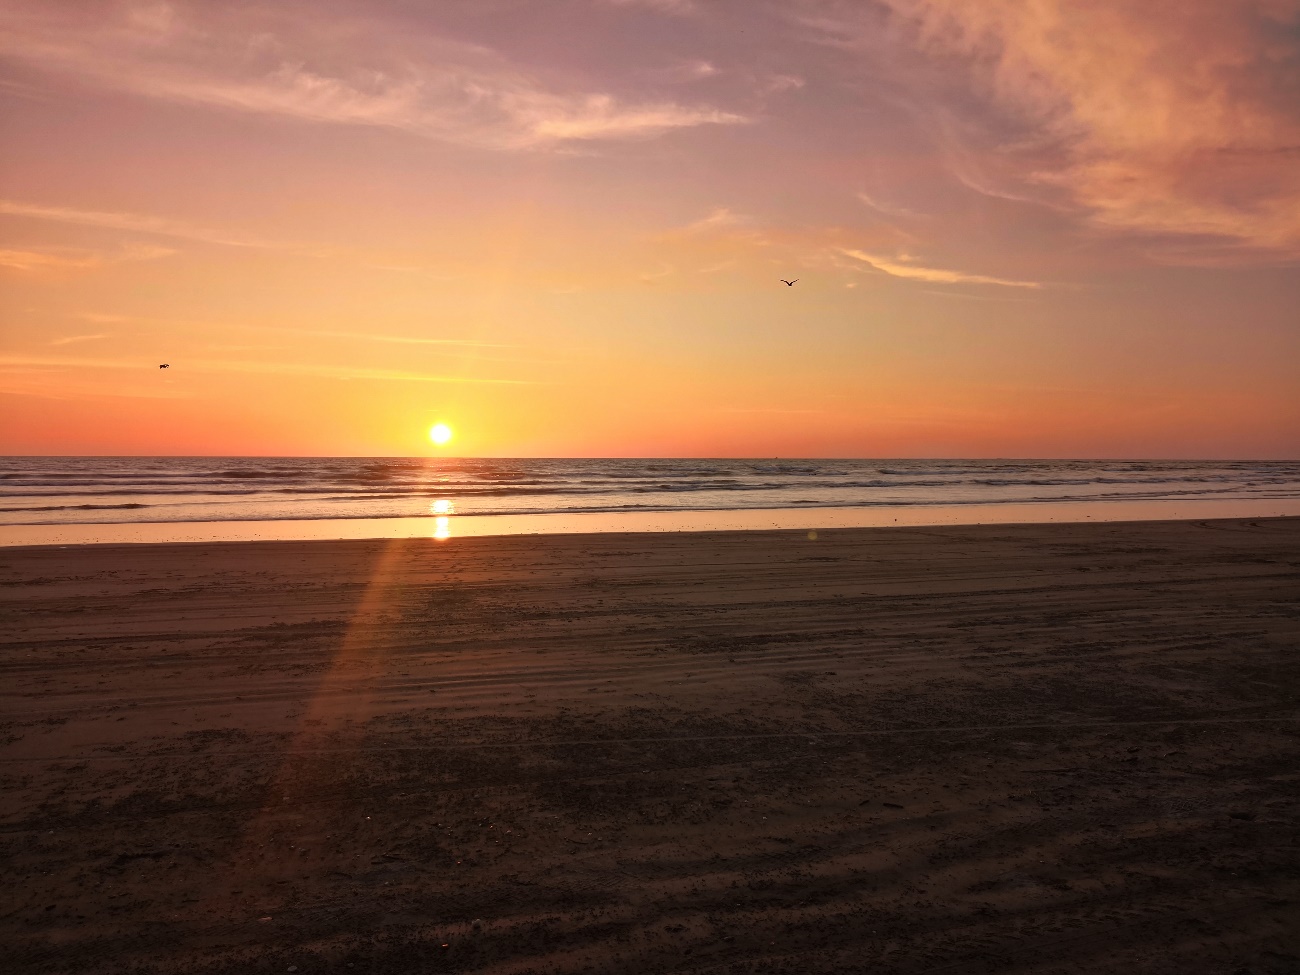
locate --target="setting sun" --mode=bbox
[429,423,453,446]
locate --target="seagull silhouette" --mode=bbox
[780,279,798,287]
[159,364,169,369]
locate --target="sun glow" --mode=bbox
[429,423,453,446]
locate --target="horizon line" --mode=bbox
[1,454,1296,463]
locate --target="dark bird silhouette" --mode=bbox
[159,364,169,369]
[780,279,798,286]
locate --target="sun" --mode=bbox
[429,422,453,446]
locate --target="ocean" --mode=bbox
[2,457,1299,545]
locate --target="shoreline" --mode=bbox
[3,513,1300,560]
[4,495,1300,547]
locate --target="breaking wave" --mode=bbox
[1,457,1298,526]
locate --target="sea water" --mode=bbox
[2,457,1298,544]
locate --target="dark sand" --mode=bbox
[2,518,1298,974]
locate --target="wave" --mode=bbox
[7,491,1295,526]
[2,457,1299,527]
[2,502,152,513]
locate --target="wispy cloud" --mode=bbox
[639,263,676,283]
[651,60,720,84]
[42,317,520,353]
[0,377,194,403]
[764,74,806,94]
[881,0,1300,257]
[0,199,273,249]
[0,354,540,385]
[0,355,164,372]
[919,289,1039,303]
[0,76,56,102]
[255,326,515,349]
[662,207,771,247]
[50,333,111,346]
[601,0,699,16]
[0,249,98,271]
[0,241,176,271]
[681,207,747,234]
[856,192,924,219]
[797,0,1300,261]
[527,99,741,142]
[698,259,739,274]
[840,248,1042,288]
[195,359,541,385]
[0,3,742,151]
[77,313,133,324]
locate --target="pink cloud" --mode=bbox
[879,0,1300,257]
[0,1,744,150]
[840,248,1042,288]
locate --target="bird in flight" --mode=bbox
[159,364,169,369]
[780,279,798,287]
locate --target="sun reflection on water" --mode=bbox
[433,516,450,540]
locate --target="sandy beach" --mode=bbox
[2,517,1298,974]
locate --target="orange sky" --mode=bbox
[1,0,1298,457]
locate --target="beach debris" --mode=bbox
[1228,811,1257,821]
[471,918,483,931]
[883,802,904,809]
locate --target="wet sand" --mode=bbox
[2,518,1299,974]
[6,496,1300,547]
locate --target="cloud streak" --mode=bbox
[50,334,111,346]
[680,207,748,234]
[0,355,540,385]
[601,0,699,16]
[0,241,177,270]
[0,248,100,271]
[0,199,279,250]
[840,248,1042,288]
[257,327,516,349]
[0,3,743,151]
[856,192,924,219]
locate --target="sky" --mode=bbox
[1,0,1297,458]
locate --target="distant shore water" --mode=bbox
[2,457,1298,545]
